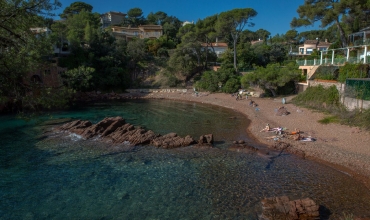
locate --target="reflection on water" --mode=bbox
[1,99,370,219]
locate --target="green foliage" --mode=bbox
[216,8,258,69]
[338,63,369,83]
[194,67,240,93]
[294,85,370,130]
[292,85,341,109]
[62,66,94,91]
[65,10,101,47]
[124,8,145,27]
[314,66,339,80]
[0,0,77,112]
[222,78,240,93]
[60,1,93,19]
[241,63,301,96]
[318,115,339,124]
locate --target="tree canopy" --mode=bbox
[216,8,257,70]
[291,0,370,47]
[60,1,93,19]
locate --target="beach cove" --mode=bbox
[2,92,370,219]
[120,89,370,191]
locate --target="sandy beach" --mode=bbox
[131,90,370,189]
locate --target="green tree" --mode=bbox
[60,1,93,19]
[62,66,94,91]
[65,9,100,47]
[216,8,258,70]
[0,0,78,112]
[241,63,301,96]
[124,7,145,27]
[195,15,218,68]
[147,11,168,25]
[291,0,369,47]
[255,28,270,42]
[50,21,68,55]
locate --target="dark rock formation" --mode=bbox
[260,196,320,220]
[152,133,196,149]
[56,117,210,148]
[198,134,213,145]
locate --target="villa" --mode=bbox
[111,25,163,41]
[201,39,228,57]
[298,39,331,55]
[101,11,126,29]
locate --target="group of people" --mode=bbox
[249,100,258,107]
[260,124,314,141]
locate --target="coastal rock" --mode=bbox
[58,120,92,135]
[81,116,126,139]
[198,134,213,145]
[151,133,196,149]
[260,196,320,220]
[56,117,207,148]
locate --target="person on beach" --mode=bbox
[260,124,270,132]
[288,128,300,135]
[293,133,301,141]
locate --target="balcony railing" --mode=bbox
[297,57,370,66]
[351,39,370,46]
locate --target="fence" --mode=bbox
[344,78,370,100]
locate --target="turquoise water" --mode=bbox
[1,99,370,219]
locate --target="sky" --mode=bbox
[53,0,323,36]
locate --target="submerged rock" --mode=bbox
[260,196,320,220]
[55,116,210,149]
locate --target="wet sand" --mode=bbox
[133,90,370,190]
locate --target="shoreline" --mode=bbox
[75,90,370,190]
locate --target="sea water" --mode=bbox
[1,99,370,219]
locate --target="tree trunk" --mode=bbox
[233,39,237,70]
[269,88,277,97]
[335,18,347,48]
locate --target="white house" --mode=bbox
[202,40,228,57]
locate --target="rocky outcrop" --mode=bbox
[56,117,211,148]
[260,196,320,220]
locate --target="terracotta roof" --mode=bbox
[202,42,228,47]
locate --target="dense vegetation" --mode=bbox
[1,0,370,113]
[292,85,370,130]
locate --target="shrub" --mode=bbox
[338,63,369,83]
[292,85,341,109]
[222,78,240,93]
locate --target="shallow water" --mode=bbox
[1,99,370,219]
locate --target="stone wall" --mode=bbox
[307,80,370,110]
[342,96,370,110]
[308,79,343,92]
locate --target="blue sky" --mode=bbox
[54,0,322,36]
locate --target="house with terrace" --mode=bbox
[111,25,163,41]
[298,39,331,55]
